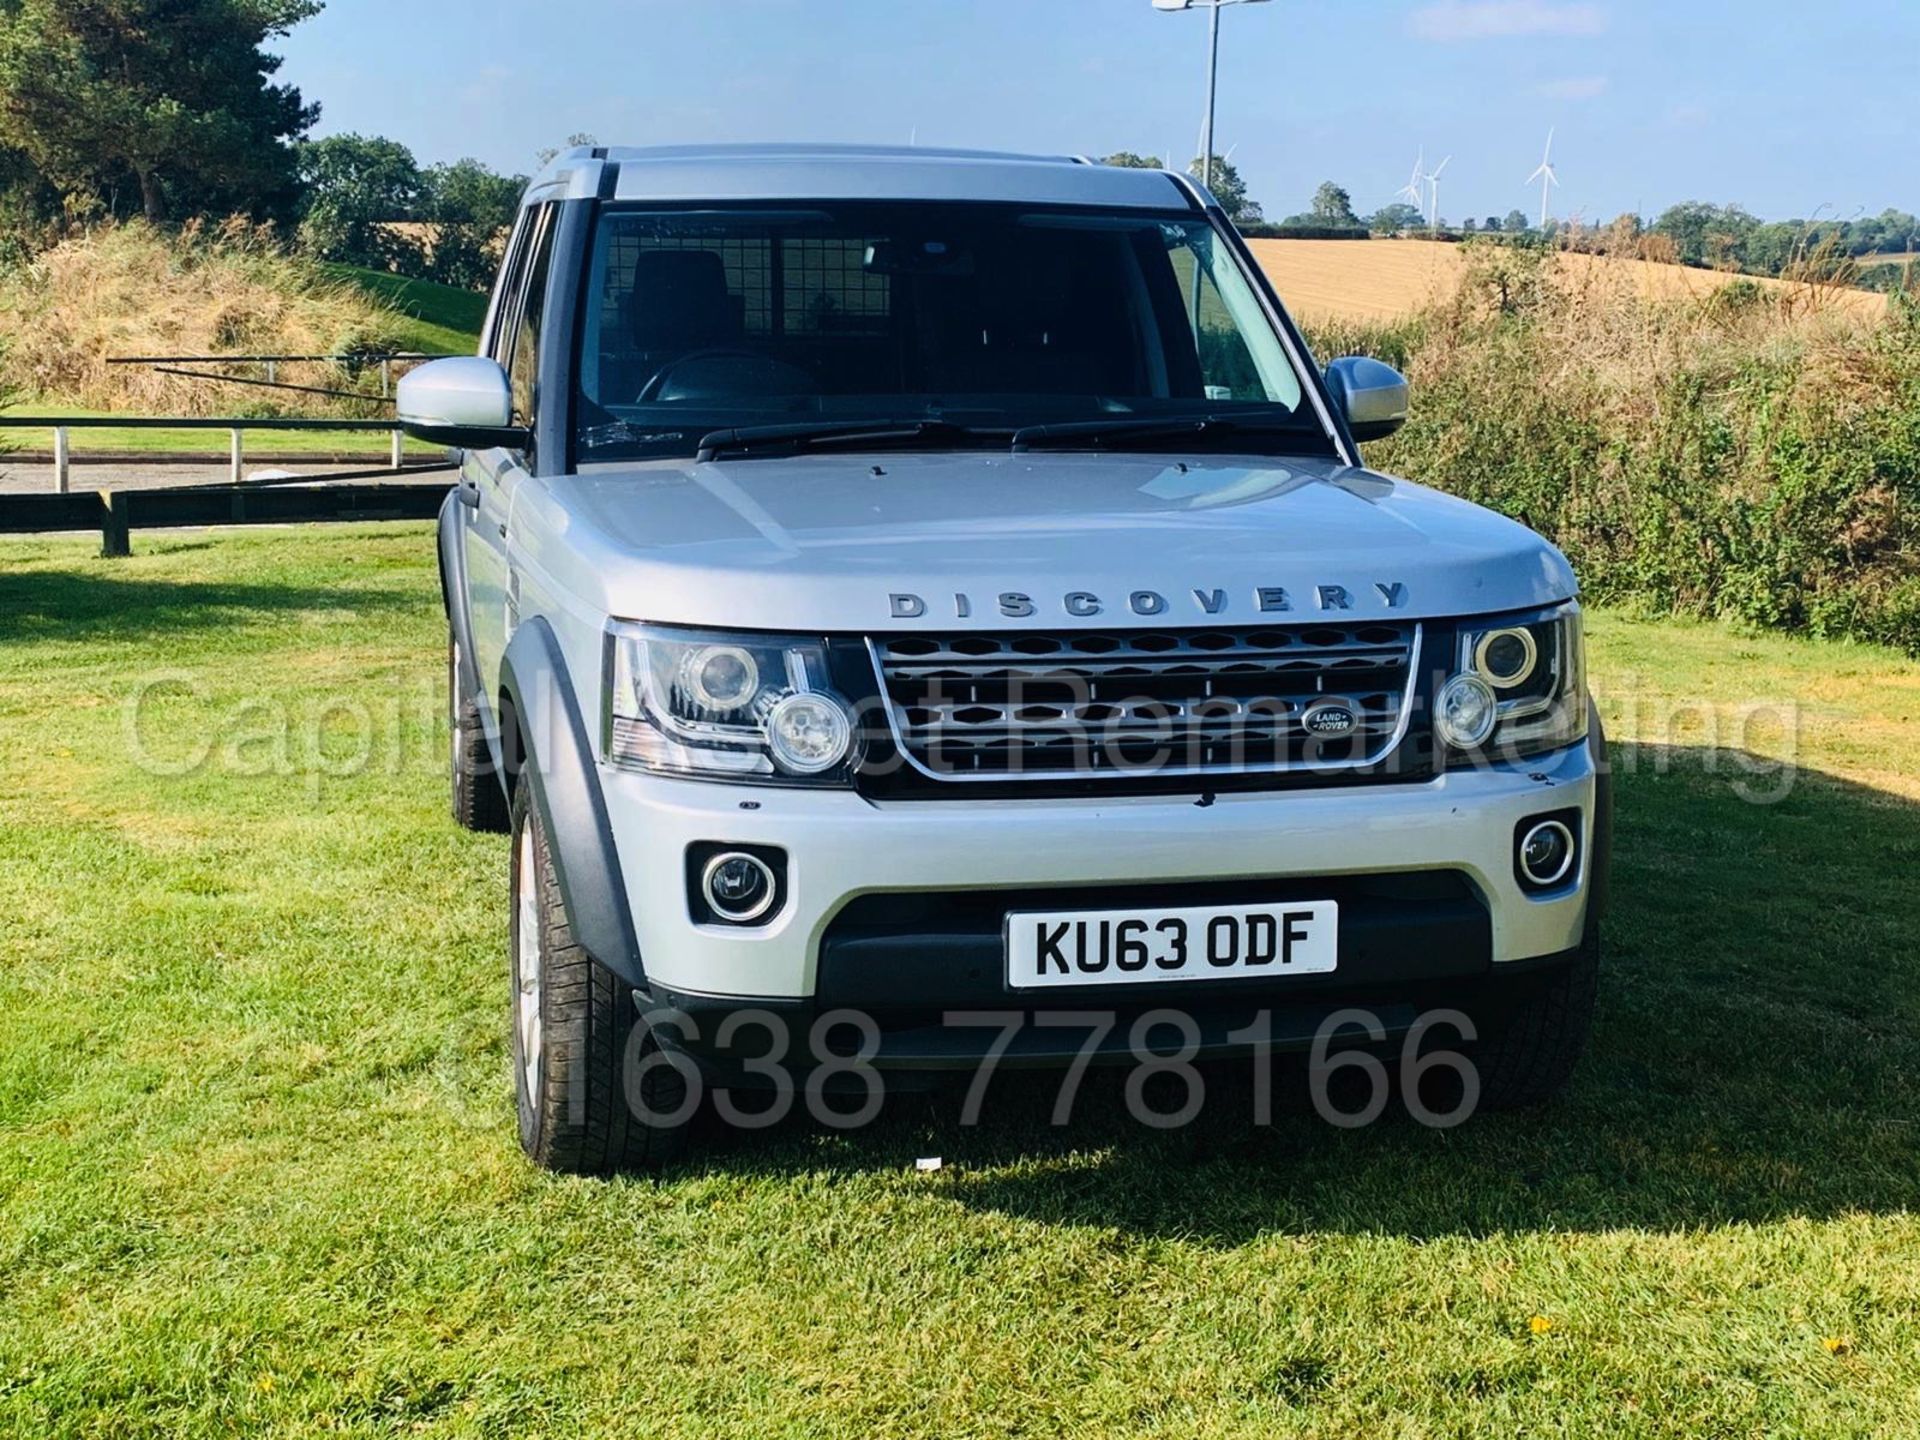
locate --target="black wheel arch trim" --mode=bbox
[437,487,484,714]
[499,615,647,989]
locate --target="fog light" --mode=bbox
[1437,673,1497,749]
[1518,819,1576,887]
[767,692,852,774]
[702,851,776,922]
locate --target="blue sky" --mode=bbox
[277,0,1916,226]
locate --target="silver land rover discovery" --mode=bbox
[400,144,1609,1172]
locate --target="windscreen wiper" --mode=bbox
[1010,415,1313,453]
[695,418,995,462]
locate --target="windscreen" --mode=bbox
[571,201,1325,461]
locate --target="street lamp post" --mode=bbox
[1151,0,1271,194]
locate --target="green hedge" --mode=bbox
[1305,260,1920,654]
[1237,223,1370,241]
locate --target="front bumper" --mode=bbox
[601,735,1600,1006]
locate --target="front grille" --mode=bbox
[869,622,1421,782]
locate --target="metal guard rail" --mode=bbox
[0,414,429,490]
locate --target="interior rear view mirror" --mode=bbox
[863,240,975,277]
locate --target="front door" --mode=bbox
[462,445,527,704]
[460,201,556,732]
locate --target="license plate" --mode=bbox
[1006,901,1339,990]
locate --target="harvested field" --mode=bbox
[1249,237,1890,325]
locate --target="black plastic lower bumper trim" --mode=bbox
[815,870,1489,1015]
[642,947,1580,1080]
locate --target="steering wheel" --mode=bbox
[636,347,784,403]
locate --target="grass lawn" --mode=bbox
[1,526,1917,1437]
[327,264,488,357]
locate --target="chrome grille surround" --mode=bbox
[868,622,1423,783]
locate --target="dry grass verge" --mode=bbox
[0,219,413,416]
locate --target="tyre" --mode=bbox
[448,633,509,834]
[1470,925,1600,1111]
[509,784,692,1173]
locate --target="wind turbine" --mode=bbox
[1424,154,1451,229]
[1397,148,1425,210]
[1527,128,1559,229]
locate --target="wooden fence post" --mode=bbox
[99,490,130,558]
[229,428,244,485]
[53,426,69,493]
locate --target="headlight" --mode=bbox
[1473,627,1538,689]
[765,692,854,774]
[603,623,858,782]
[1449,604,1587,760]
[1436,673,1498,749]
[680,645,760,713]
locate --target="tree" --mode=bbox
[1742,220,1804,276]
[1367,202,1423,235]
[1307,181,1360,229]
[1652,201,1759,267]
[1504,209,1531,235]
[1100,151,1163,170]
[0,138,58,222]
[1483,215,1503,232]
[421,158,524,290]
[1187,155,1261,224]
[296,133,423,271]
[1850,209,1918,258]
[0,0,320,224]
[1460,236,1550,315]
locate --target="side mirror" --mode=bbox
[396,357,528,449]
[1324,356,1409,444]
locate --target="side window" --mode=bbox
[1165,235,1302,407]
[486,210,535,368]
[1175,256,1260,401]
[509,206,557,427]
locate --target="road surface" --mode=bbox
[0,459,438,495]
